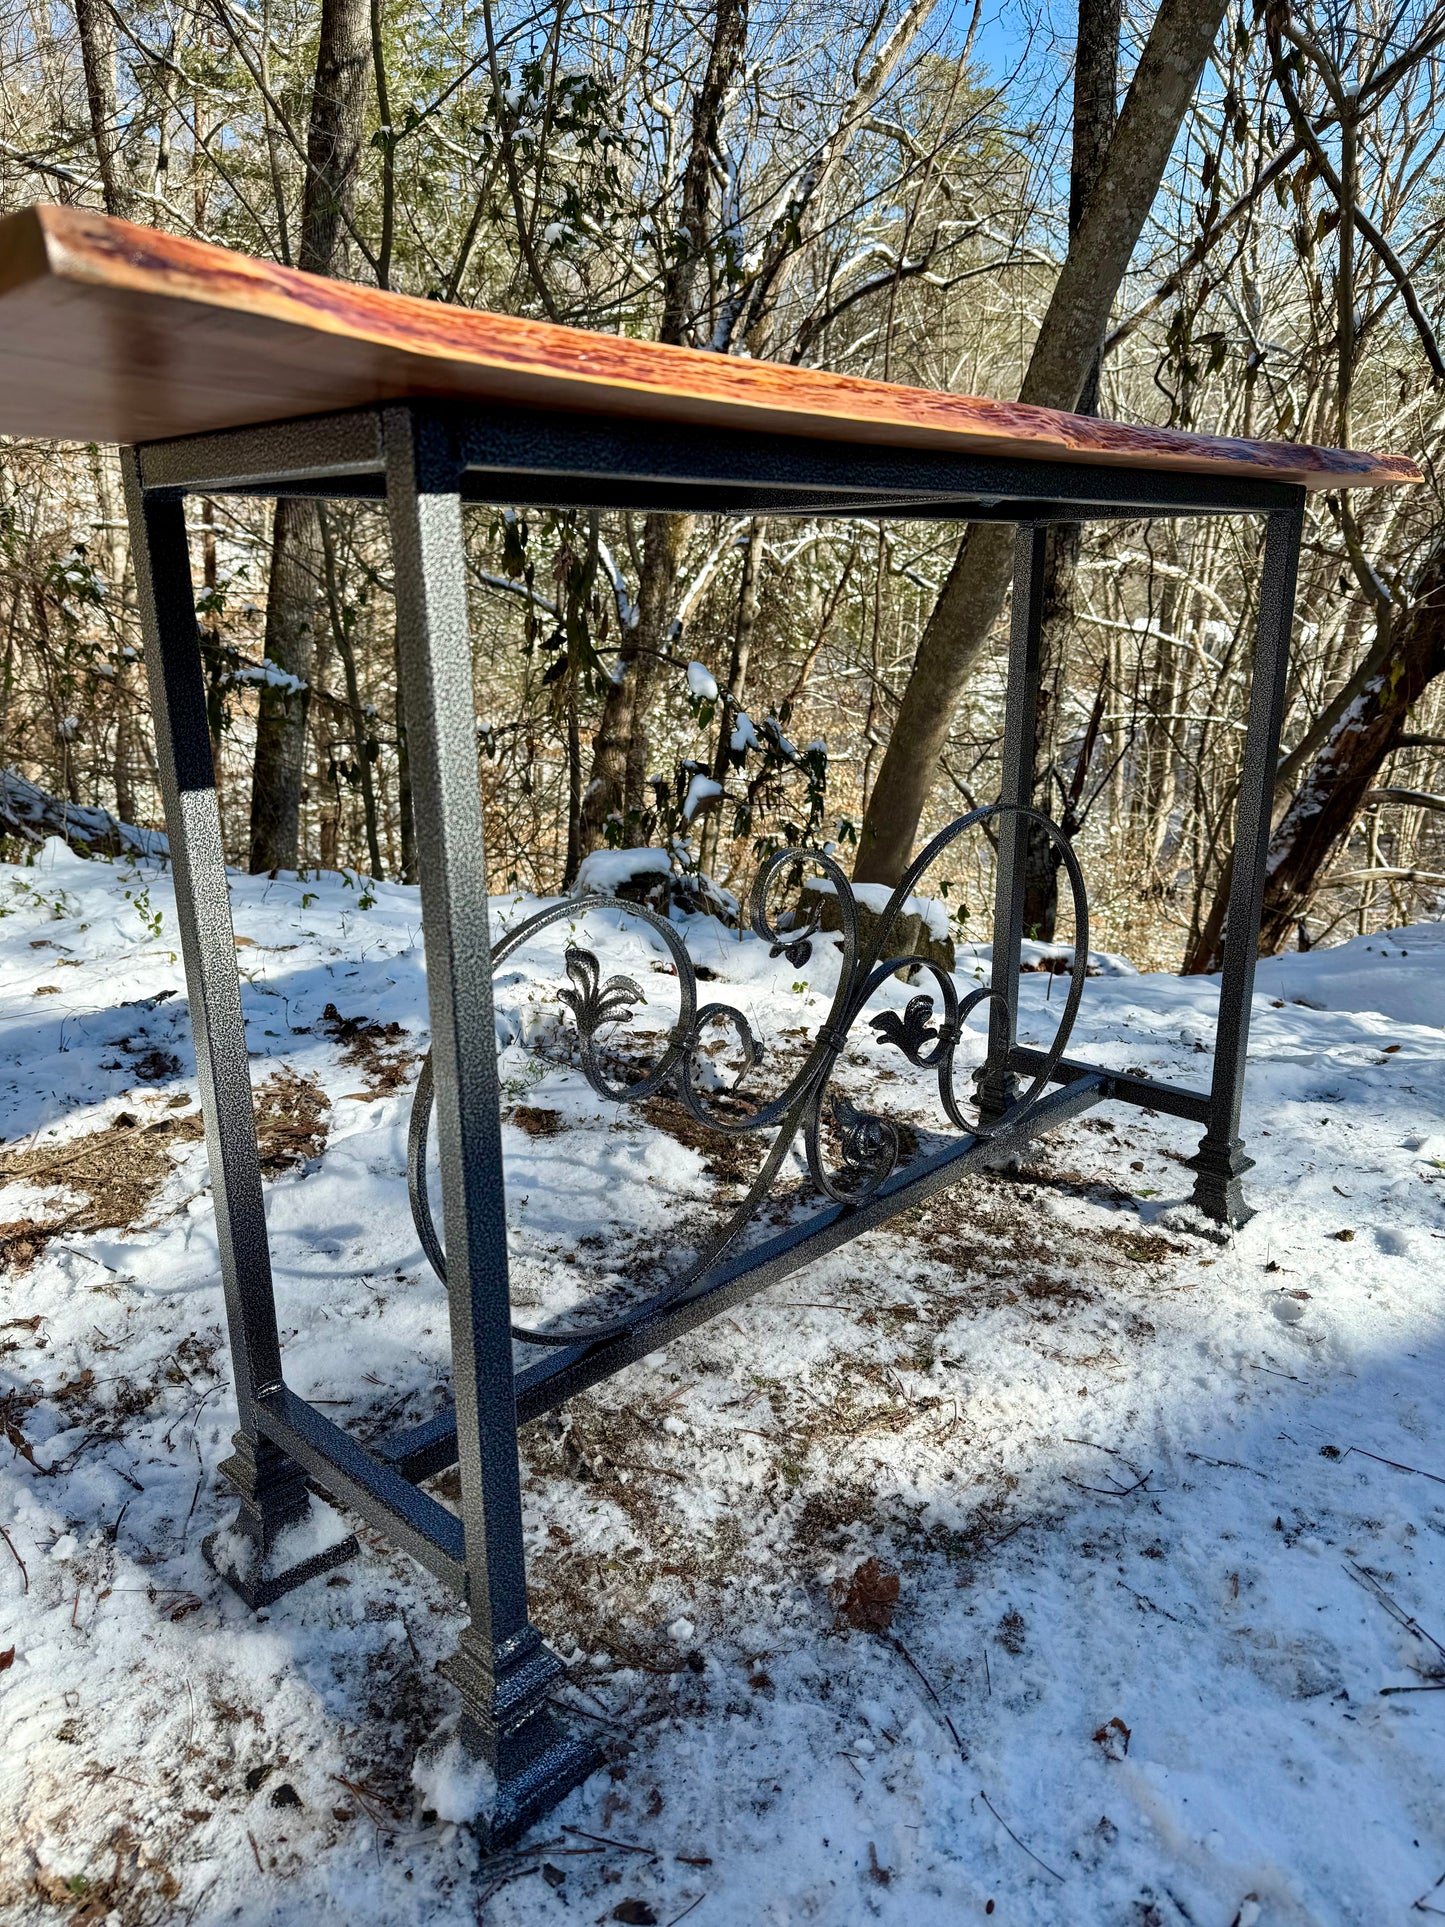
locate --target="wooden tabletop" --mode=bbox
[0,203,1420,490]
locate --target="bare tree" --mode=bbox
[854,0,1232,889]
[247,0,371,874]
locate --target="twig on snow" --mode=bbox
[1185,1451,1265,1478]
[1346,1561,1445,1669]
[1062,1438,1151,1495]
[1116,1580,1182,1624]
[561,1824,657,1858]
[890,1635,966,1759]
[0,1523,28,1592]
[1065,1471,1151,1497]
[978,1789,1064,1883]
[474,1863,537,1918]
[1342,1446,1445,1489]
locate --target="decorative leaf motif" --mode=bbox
[870,994,941,1066]
[831,1093,897,1191]
[557,945,645,1041]
[769,936,813,967]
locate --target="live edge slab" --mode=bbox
[0,202,1422,492]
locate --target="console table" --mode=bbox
[0,202,1417,1846]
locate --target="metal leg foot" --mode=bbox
[442,1626,602,1850]
[1188,1133,1256,1233]
[202,1431,357,1608]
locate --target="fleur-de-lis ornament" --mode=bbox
[869,993,943,1066]
[558,945,645,1041]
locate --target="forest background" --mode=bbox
[2,0,1444,971]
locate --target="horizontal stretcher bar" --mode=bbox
[1007,1048,1210,1123]
[379,1073,1107,1484]
[132,404,1307,519]
[255,1383,467,1594]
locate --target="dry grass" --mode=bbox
[0,1066,331,1273]
[0,1104,204,1274]
[253,1066,330,1173]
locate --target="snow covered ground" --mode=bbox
[3,841,1445,1926]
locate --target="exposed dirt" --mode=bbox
[637,1092,762,1187]
[0,1068,332,1273]
[320,1003,417,1098]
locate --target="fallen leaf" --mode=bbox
[0,1647,14,1670]
[1092,1715,1131,1760]
[1331,1228,1356,1242]
[611,1902,658,1925]
[835,1557,900,1634]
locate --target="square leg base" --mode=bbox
[475,1714,603,1853]
[439,1626,605,1849]
[203,1516,358,1610]
[1188,1133,1256,1233]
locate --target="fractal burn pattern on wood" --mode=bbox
[0,204,1421,488]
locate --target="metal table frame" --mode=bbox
[122,399,1303,1845]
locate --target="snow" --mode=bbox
[412,1738,498,1827]
[730,711,761,755]
[681,773,722,821]
[686,661,719,702]
[227,661,307,696]
[573,846,672,894]
[1254,920,1445,1028]
[4,851,1445,1922]
[805,875,950,942]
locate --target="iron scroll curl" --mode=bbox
[408,803,1088,1347]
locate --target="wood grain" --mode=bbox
[0,203,1420,489]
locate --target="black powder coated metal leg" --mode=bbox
[122,452,356,1605]
[1190,496,1305,1228]
[977,524,1049,1132]
[383,406,599,1847]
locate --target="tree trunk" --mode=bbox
[1185,540,1445,971]
[250,497,325,872]
[1020,0,1120,937]
[704,516,765,873]
[577,0,749,854]
[248,0,370,873]
[624,511,695,818]
[74,0,129,218]
[579,511,695,848]
[854,0,1230,887]
[661,0,749,349]
[319,509,383,877]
